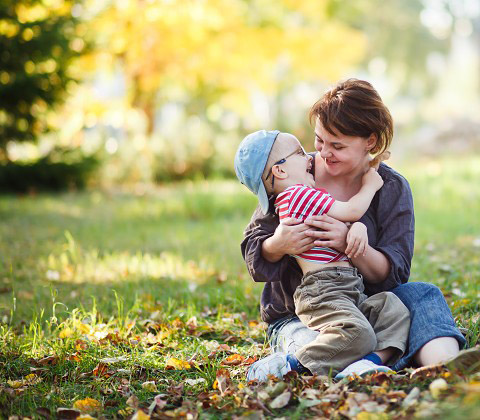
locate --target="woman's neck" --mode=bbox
[313,153,369,201]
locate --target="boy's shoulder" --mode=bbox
[275,184,319,204]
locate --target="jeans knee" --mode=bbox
[393,282,446,311]
[411,282,442,296]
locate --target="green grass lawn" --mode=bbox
[0,157,479,418]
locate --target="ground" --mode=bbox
[0,157,479,419]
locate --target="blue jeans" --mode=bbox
[267,282,466,371]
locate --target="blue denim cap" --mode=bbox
[234,130,280,214]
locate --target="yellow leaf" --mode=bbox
[25,373,36,383]
[59,327,74,339]
[165,357,191,370]
[141,381,158,392]
[356,413,389,420]
[429,378,448,399]
[76,323,91,334]
[7,380,24,389]
[132,411,150,420]
[222,354,245,366]
[77,416,96,420]
[73,398,103,413]
[118,407,134,416]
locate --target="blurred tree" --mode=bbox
[0,0,87,161]
[325,0,450,95]
[91,0,367,135]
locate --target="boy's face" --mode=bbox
[275,134,314,187]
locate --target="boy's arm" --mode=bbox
[327,168,384,222]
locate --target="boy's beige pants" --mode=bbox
[293,266,410,376]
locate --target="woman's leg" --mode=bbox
[390,282,466,371]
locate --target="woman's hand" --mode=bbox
[262,218,315,262]
[304,214,349,253]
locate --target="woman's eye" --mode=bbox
[334,145,344,150]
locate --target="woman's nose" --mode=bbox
[320,146,332,158]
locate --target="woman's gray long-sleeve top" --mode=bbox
[240,162,415,324]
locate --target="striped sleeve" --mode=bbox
[287,185,334,220]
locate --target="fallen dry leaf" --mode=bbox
[269,391,291,409]
[222,354,245,366]
[73,398,102,413]
[429,378,448,399]
[126,395,140,409]
[141,381,158,392]
[56,407,81,420]
[165,357,191,370]
[131,410,150,420]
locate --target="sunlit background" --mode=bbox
[1,0,479,189]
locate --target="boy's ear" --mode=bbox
[271,164,288,180]
[365,133,377,152]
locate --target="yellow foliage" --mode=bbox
[59,327,74,338]
[429,378,448,399]
[356,413,389,420]
[132,411,150,420]
[141,381,158,392]
[166,357,191,370]
[7,380,24,389]
[73,398,103,413]
[85,0,366,116]
[7,373,41,389]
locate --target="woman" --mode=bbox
[241,79,470,380]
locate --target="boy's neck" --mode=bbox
[273,179,304,196]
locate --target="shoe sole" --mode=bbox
[335,367,392,381]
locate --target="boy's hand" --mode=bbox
[345,222,368,259]
[361,168,384,191]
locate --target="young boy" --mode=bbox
[234,129,410,380]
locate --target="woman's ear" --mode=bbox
[365,133,378,153]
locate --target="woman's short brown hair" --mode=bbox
[309,79,393,156]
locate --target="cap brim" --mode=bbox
[257,180,270,214]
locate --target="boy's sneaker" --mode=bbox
[247,352,292,383]
[335,359,392,380]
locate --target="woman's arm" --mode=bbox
[262,218,315,262]
[241,206,305,283]
[349,244,391,283]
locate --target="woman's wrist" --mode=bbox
[262,234,285,263]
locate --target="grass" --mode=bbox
[0,156,479,418]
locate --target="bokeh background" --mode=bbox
[1,3,480,416]
[1,0,479,188]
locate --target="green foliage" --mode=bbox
[0,147,100,192]
[0,0,87,153]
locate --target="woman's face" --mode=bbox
[314,118,371,177]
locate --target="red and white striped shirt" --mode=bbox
[275,184,349,264]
